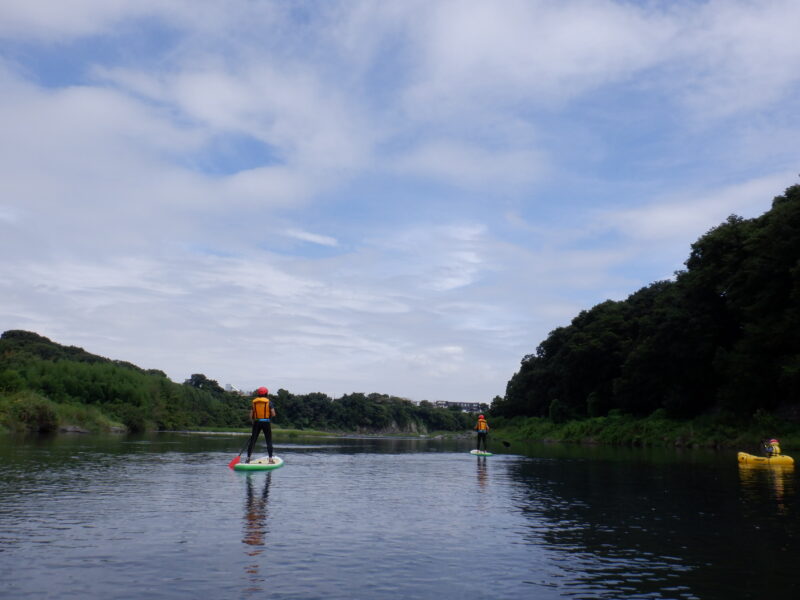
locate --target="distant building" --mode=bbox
[434,401,483,413]
[224,384,243,395]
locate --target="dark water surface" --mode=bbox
[0,434,797,599]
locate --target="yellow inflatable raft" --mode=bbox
[737,451,794,466]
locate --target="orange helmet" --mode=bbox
[256,387,268,396]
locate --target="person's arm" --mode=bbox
[270,405,276,418]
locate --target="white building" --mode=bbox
[433,401,483,413]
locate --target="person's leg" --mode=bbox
[264,423,274,459]
[245,422,259,462]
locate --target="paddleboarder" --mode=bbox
[246,387,276,464]
[474,414,490,452]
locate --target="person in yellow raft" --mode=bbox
[475,414,490,452]
[245,387,276,464]
[764,438,782,457]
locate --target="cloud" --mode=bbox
[407,345,465,377]
[98,61,374,171]
[608,172,794,243]
[672,0,800,119]
[0,204,21,224]
[0,0,168,40]
[392,139,546,190]
[367,224,491,292]
[0,1,284,42]
[404,0,675,111]
[285,229,339,247]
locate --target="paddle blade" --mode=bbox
[228,456,241,469]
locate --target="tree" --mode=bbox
[501,183,800,422]
[183,373,225,396]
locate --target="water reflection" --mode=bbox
[501,449,800,600]
[738,463,795,515]
[506,458,734,599]
[476,458,488,493]
[242,473,271,595]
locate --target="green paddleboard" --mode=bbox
[234,456,284,471]
[470,450,493,457]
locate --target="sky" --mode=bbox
[1,0,799,403]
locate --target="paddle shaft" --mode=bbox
[228,434,252,468]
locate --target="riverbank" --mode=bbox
[0,395,473,440]
[4,390,797,452]
[490,411,800,450]
[175,428,474,441]
[180,426,337,438]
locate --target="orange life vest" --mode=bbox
[252,397,271,420]
[476,418,489,431]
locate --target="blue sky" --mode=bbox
[1,0,798,402]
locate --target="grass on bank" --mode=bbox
[0,391,124,434]
[0,393,342,437]
[491,409,800,450]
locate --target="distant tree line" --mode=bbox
[494,183,800,423]
[0,330,473,433]
[273,390,473,432]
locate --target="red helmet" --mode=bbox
[256,387,268,396]
[478,414,484,419]
[770,439,779,443]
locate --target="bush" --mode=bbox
[0,369,25,393]
[549,398,570,424]
[114,405,149,433]
[7,392,59,432]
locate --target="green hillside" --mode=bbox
[0,330,251,433]
[0,330,474,434]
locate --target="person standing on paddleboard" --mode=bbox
[246,387,276,464]
[475,414,490,452]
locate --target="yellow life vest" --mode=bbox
[252,397,271,420]
[476,418,489,431]
[771,442,781,455]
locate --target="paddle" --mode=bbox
[228,436,251,469]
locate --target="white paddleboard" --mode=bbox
[234,456,284,471]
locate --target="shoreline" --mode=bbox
[4,417,797,452]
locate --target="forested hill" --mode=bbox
[495,183,800,423]
[0,330,250,432]
[0,330,473,433]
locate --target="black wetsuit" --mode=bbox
[247,420,273,460]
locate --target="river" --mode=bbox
[0,433,796,599]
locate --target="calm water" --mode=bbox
[0,433,797,599]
